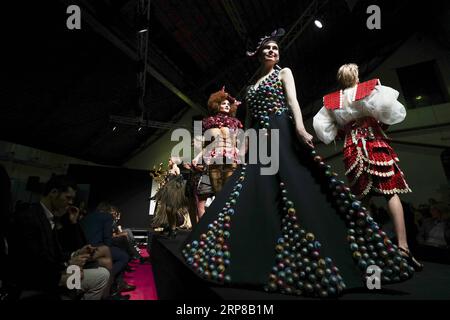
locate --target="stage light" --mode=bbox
[112,126,117,132]
[415,95,422,100]
[314,19,323,29]
[136,13,149,34]
[138,127,143,132]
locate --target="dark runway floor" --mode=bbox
[154,231,450,300]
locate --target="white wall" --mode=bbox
[306,33,450,206]
[124,108,200,170]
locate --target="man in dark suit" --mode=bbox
[7,175,109,300]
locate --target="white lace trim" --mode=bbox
[357,146,396,166]
[360,176,373,197]
[345,147,364,175]
[345,146,396,176]
[362,155,395,166]
[371,186,412,195]
[345,158,363,175]
[349,162,365,186]
[365,168,395,177]
[357,179,412,198]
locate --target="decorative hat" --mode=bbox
[246,28,285,57]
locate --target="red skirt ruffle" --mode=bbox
[343,117,411,198]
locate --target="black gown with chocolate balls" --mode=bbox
[181,66,414,298]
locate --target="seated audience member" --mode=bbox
[7,175,110,300]
[80,202,135,297]
[56,205,113,272]
[415,201,450,264]
[111,207,144,263]
[413,204,424,227]
[417,202,450,248]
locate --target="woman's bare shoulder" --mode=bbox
[279,67,293,75]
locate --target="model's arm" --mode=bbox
[280,67,314,148]
[313,107,339,145]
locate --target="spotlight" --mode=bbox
[137,14,149,34]
[138,127,143,132]
[415,95,422,100]
[112,126,117,132]
[314,19,323,29]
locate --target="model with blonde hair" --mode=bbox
[313,63,423,271]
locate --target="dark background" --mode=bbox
[67,164,152,229]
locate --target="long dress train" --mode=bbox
[181,66,414,297]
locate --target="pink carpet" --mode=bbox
[123,248,158,300]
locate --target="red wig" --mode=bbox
[207,87,240,117]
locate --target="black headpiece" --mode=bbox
[246,28,285,57]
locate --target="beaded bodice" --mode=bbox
[245,66,289,129]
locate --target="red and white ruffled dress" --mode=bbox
[313,79,412,198]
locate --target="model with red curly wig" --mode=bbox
[193,87,243,196]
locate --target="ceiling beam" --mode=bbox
[59,0,205,115]
[221,0,248,43]
[279,0,329,52]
